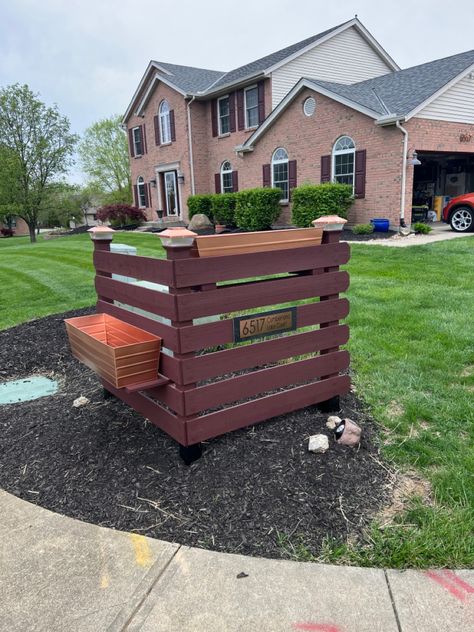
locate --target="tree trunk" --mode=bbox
[28,224,37,243]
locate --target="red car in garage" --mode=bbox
[442,193,474,232]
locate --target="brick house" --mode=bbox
[122,18,474,228]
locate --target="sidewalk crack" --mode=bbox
[384,569,403,632]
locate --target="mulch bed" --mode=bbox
[0,308,393,560]
[341,229,397,242]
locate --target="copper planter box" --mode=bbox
[65,314,161,389]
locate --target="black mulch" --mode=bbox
[341,229,397,241]
[0,308,393,560]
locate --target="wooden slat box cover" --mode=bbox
[65,313,161,389]
[195,227,323,257]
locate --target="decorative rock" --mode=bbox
[187,213,213,232]
[308,434,329,454]
[336,418,362,447]
[73,396,90,408]
[326,415,342,430]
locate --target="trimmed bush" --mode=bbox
[210,193,237,226]
[291,183,353,228]
[0,227,14,237]
[352,223,374,235]
[413,222,432,234]
[187,194,214,220]
[96,204,146,228]
[235,188,282,231]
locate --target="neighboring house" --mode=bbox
[0,215,29,236]
[123,17,474,228]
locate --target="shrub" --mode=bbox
[187,194,214,220]
[211,193,237,226]
[413,222,432,234]
[352,223,374,235]
[291,183,354,227]
[234,188,282,231]
[96,204,146,227]
[0,227,14,237]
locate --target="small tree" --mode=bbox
[0,84,78,242]
[96,203,146,228]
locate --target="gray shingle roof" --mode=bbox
[152,61,224,94]
[307,49,474,117]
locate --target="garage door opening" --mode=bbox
[412,151,474,222]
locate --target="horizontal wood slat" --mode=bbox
[184,350,350,414]
[94,250,174,286]
[95,276,177,320]
[178,297,350,353]
[176,271,349,320]
[186,375,351,444]
[180,324,349,384]
[173,242,350,287]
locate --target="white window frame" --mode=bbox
[137,176,146,208]
[220,160,233,193]
[132,126,143,156]
[159,100,171,144]
[244,84,259,129]
[332,136,356,191]
[218,95,230,136]
[271,147,289,202]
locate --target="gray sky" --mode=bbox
[1,0,473,181]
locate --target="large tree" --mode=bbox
[0,84,78,242]
[78,115,131,204]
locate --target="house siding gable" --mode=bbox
[271,26,393,108]
[415,74,474,124]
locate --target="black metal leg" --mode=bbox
[317,395,340,413]
[179,443,203,465]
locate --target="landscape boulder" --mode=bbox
[188,213,213,234]
[308,434,329,453]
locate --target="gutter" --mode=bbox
[396,120,409,228]
[186,96,196,195]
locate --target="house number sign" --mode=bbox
[459,133,472,143]
[233,307,297,342]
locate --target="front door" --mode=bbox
[164,171,179,216]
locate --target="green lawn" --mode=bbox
[1,233,473,567]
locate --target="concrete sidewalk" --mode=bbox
[1,490,473,632]
[345,222,474,247]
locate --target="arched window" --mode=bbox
[159,100,171,144]
[221,160,233,193]
[271,148,289,201]
[332,136,356,188]
[137,176,147,208]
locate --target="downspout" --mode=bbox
[396,120,408,228]
[186,96,196,195]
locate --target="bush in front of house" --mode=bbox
[211,193,237,226]
[234,188,282,231]
[291,183,354,227]
[352,223,374,235]
[0,227,14,237]
[96,204,146,228]
[187,194,214,220]
[413,222,432,234]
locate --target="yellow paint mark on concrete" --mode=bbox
[129,533,152,568]
[100,573,110,589]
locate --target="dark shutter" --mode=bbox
[232,170,239,192]
[215,173,221,193]
[321,155,331,182]
[262,163,271,187]
[143,183,149,208]
[133,185,138,206]
[354,149,366,198]
[288,160,297,199]
[236,89,245,130]
[211,99,218,137]
[141,124,147,154]
[128,128,135,157]
[154,115,161,145]
[229,92,236,133]
[258,81,265,124]
[170,110,176,142]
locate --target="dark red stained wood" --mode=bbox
[178,297,349,353]
[95,276,177,320]
[187,375,351,444]
[214,173,221,193]
[262,163,271,187]
[173,242,350,287]
[236,89,245,130]
[124,375,170,392]
[180,324,349,384]
[354,149,366,198]
[211,99,218,137]
[257,80,265,123]
[128,128,135,157]
[169,110,176,141]
[232,170,238,192]
[321,155,331,182]
[229,92,236,133]
[154,114,160,145]
[93,251,174,286]
[101,379,186,444]
[145,383,185,416]
[185,350,349,414]
[176,270,349,320]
